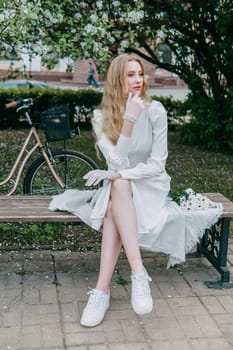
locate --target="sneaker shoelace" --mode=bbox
[86,288,109,307]
[132,273,152,296]
[86,288,101,308]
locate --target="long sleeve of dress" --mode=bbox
[119,101,168,180]
[92,101,168,179]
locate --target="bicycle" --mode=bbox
[1,98,98,196]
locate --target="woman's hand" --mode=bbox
[83,169,121,186]
[124,92,145,123]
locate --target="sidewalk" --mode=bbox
[0,238,233,350]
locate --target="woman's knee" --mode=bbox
[111,178,132,197]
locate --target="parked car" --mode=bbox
[0,79,49,89]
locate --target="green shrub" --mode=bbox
[0,87,190,130]
[151,95,190,131]
[0,87,102,129]
[151,95,189,119]
[177,89,233,152]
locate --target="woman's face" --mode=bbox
[126,60,144,96]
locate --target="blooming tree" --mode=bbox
[0,0,145,72]
[0,0,233,150]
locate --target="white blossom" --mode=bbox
[90,14,98,23]
[120,40,129,48]
[112,1,121,7]
[74,12,82,20]
[93,41,101,53]
[108,35,115,44]
[102,13,108,20]
[84,24,98,34]
[96,1,103,10]
[157,30,166,40]
[41,9,63,24]
[126,10,144,24]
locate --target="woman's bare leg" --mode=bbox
[81,179,152,326]
[80,202,120,327]
[110,179,144,274]
[95,178,144,292]
[96,202,122,293]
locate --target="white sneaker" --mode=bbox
[131,269,153,315]
[80,288,110,327]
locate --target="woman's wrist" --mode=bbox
[123,113,137,123]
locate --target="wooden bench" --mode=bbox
[0,193,232,289]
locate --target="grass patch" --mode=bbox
[167,132,233,200]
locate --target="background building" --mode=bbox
[0,51,186,87]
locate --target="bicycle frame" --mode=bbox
[0,109,65,196]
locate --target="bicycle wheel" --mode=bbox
[23,149,98,195]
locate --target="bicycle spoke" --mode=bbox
[24,150,98,195]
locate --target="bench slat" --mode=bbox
[202,193,233,218]
[0,195,80,222]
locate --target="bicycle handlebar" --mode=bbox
[5,98,33,110]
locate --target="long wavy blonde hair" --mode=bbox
[100,54,150,145]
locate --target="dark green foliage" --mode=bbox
[151,95,190,125]
[0,87,102,129]
[0,87,189,129]
[128,0,233,151]
[177,87,233,151]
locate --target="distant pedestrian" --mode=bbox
[87,62,99,88]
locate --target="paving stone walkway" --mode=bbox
[0,238,233,350]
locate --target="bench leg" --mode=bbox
[197,218,233,289]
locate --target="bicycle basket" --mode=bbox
[40,104,72,142]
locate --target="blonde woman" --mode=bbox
[49,53,222,327]
[51,52,166,326]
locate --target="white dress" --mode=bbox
[49,101,223,267]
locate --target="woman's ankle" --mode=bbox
[131,267,145,275]
[95,284,110,294]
